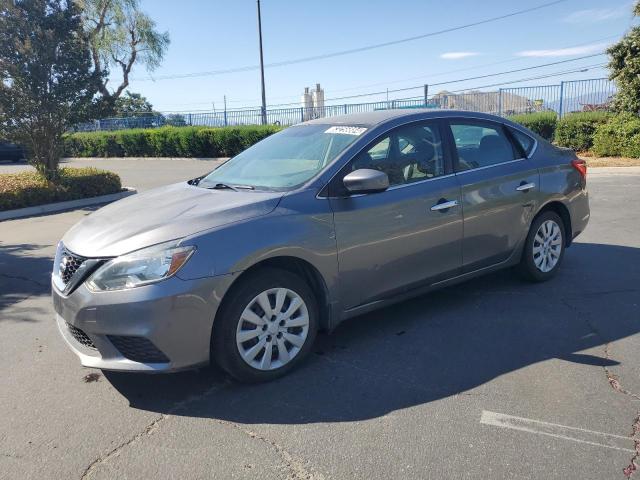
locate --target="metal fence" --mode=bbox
[75,77,618,132]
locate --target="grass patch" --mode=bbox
[579,154,640,167]
[0,167,122,211]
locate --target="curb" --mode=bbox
[589,166,640,175]
[0,187,137,222]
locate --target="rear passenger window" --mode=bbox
[508,127,535,156]
[450,122,517,171]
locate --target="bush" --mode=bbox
[592,114,640,158]
[0,167,122,211]
[63,125,283,158]
[554,112,611,152]
[64,131,124,157]
[508,112,558,140]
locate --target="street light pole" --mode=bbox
[256,0,267,125]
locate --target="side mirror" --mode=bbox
[343,169,389,194]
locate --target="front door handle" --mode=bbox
[516,182,536,192]
[431,199,459,211]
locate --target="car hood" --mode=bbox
[62,182,284,257]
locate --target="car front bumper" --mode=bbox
[52,273,236,372]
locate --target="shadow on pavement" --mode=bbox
[101,242,639,423]
[0,242,52,315]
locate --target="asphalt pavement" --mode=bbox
[1,158,639,479]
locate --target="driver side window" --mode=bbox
[350,121,445,187]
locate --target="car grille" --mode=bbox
[107,336,170,363]
[66,323,97,350]
[59,249,86,284]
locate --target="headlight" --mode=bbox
[86,241,196,292]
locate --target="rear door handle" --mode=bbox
[431,199,459,211]
[516,182,536,192]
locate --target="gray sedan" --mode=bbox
[52,110,589,382]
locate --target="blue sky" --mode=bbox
[116,0,636,112]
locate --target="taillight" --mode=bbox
[571,159,587,180]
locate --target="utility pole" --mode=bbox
[256,0,267,125]
[223,95,228,127]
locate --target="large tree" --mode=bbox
[79,0,169,113]
[607,1,640,113]
[0,0,101,180]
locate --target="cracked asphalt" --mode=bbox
[1,159,639,479]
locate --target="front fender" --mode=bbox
[177,190,339,295]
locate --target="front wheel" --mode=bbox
[518,211,566,282]
[212,268,318,383]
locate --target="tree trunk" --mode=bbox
[30,123,63,182]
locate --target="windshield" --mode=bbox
[197,124,367,190]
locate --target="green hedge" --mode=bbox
[64,125,283,158]
[510,111,640,156]
[62,115,640,158]
[508,112,557,140]
[592,114,640,158]
[0,167,122,211]
[553,112,611,152]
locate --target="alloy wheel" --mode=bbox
[532,219,563,273]
[235,287,309,371]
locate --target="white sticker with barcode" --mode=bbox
[324,126,367,136]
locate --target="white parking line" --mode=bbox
[480,410,634,453]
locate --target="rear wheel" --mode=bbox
[212,268,318,383]
[518,211,566,282]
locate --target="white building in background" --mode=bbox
[312,84,324,113]
[301,87,314,121]
[301,84,324,121]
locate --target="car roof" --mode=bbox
[301,109,507,128]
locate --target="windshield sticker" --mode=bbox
[324,126,367,136]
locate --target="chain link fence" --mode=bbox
[75,77,617,132]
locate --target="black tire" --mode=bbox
[211,268,319,383]
[518,211,566,282]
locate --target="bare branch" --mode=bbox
[112,25,138,98]
[81,0,168,104]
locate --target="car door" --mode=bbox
[327,120,463,310]
[446,118,540,272]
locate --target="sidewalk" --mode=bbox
[589,166,640,175]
